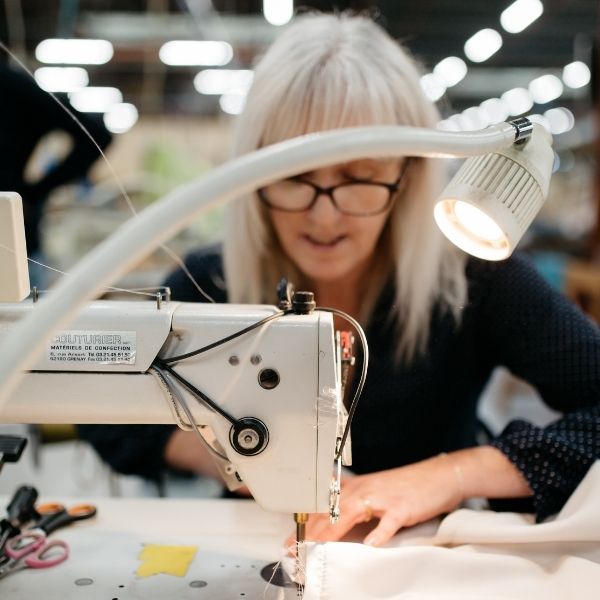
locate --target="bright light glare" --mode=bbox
[544,107,575,135]
[420,73,446,102]
[437,118,461,132]
[69,87,123,112]
[464,29,503,63]
[35,39,113,65]
[219,92,247,115]
[562,61,591,89]
[263,0,293,26]
[159,41,233,66]
[34,67,88,92]
[529,74,563,104]
[194,70,254,95]
[433,56,467,87]
[103,103,138,134]
[501,87,533,115]
[500,0,543,33]
[527,113,551,133]
[460,107,487,130]
[454,201,504,241]
[479,98,509,124]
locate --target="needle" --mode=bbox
[293,512,308,595]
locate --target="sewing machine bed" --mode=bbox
[0,497,297,599]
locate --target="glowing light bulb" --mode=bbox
[453,201,504,241]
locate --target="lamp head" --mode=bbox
[434,123,554,260]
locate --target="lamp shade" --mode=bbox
[434,124,554,260]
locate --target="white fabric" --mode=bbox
[304,461,600,599]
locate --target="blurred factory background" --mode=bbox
[1,1,598,282]
[0,0,598,498]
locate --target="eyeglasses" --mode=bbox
[258,160,411,217]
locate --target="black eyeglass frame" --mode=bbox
[257,159,412,217]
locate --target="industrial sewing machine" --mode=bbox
[0,119,555,593]
[0,294,355,519]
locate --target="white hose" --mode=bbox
[0,124,517,406]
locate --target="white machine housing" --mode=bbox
[0,300,347,514]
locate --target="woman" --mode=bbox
[79,13,600,547]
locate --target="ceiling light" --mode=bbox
[479,98,510,124]
[464,29,503,63]
[562,61,591,89]
[69,87,123,113]
[34,67,88,93]
[528,74,563,104]
[194,70,254,95]
[501,87,533,115]
[219,91,247,115]
[500,0,543,34]
[526,113,551,133]
[103,103,139,134]
[263,0,294,26]
[543,107,575,135]
[437,118,461,132]
[420,73,446,102]
[433,57,468,87]
[35,39,113,65]
[460,107,487,130]
[159,41,233,66]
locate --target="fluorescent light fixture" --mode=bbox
[479,98,509,124]
[433,57,468,87]
[501,87,533,115]
[159,41,233,66]
[103,103,139,134]
[69,87,123,112]
[500,0,543,33]
[263,0,293,26]
[562,61,591,89]
[464,29,503,63]
[527,113,551,133]
[219,91,247,115]
[528,74,563,105]
[434,123,554,260]
[544,107,574,135]
[460,107,487,130]
[437,118,461,132]
[194,69,254,95]
[420,73,446,102]
[34,67,88,93]
[35,39,113,65]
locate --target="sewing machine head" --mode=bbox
[0,296,354,517]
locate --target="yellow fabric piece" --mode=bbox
[136,544,197,577]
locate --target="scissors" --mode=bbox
[33,502,97,536]
[0,530,68,579]
[0,502,96,567]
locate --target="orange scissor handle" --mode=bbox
[35,502,64,516]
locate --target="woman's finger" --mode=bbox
[363,510,405,547]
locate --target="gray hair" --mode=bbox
[223,13,467,362]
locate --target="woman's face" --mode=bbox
[266,158,404,286]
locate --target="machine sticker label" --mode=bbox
[47,330,137,365]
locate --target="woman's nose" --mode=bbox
[308,191,341,223]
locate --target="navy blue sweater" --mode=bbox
[78,249,600,520]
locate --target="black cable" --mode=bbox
[316,307,369,461]
[153,359,237,426]
[161,309,291,364]
[150,365,230,461]
[158,304,366,461]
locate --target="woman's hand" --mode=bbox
[301,454,464,548]
[288,446,532,548]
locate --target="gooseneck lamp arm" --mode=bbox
[0,119,553,405]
